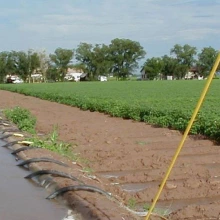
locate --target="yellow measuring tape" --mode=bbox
[145,52,220,220]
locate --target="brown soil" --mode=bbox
[0,90,220,220]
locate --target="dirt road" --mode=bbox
[0,90,220,220]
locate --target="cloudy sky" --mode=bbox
[0,0,220,64]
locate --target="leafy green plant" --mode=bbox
[143,203,151,211]
[4,106,36,133]
[82,167,93,174]
[136,140,149,145]
[143,203,171,216]
[27,127,77,160]
[1,80,220,142]
[3,107,79,161]
[127,197,137,209]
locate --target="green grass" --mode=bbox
[1,80,220,140]
[127,197,137,209]
[143,203,171,216]
[4,106,36,133]
[27,127,78,160]
[3,107,79,161]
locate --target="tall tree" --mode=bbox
[37,50,50,82]
[15,51,29,81]
[49,48,74,81]
[170,44,197,79]
[15,50,40,82]
[75,43,111,79]
[161,55,179,78]
[142,57,163,80]
[108,38,146,79]
[5,51,17,74]
[46,64,59,82]
[0,51,17,82]
[0,52,8,83]
[92,44,112,77]
[75,43,98,79]
[197,47,218,77]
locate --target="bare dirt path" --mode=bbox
[0,90,220,220]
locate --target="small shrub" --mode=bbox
[4,106,36,133]
[127,197,137,209]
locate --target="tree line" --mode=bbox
[0,38,219,83]
[143,44,220,80]
[0,38,145,83]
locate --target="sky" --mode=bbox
[0,0,220,68]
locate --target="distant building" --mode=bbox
[185,67,203,80]
[98,75,107,82]
[67,68,84,74]
[140,67,147,80]
[5,75,23,83]
[64,72,83,82]
[64,68,85,82]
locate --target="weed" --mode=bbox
[143,203,151,211]
[3,107,79,162]
[82,167,93,174]
[143,203,171,216]
[27,127,77,160]
[127,197,137,210]
[4,106,36,134]
[135,140,149,145]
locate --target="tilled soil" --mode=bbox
[0,90,220,220]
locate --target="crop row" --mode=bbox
[0,80,220,141]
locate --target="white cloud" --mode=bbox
[0,0,220,57]
[176,28,220,40]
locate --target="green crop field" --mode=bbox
[1,80,220,140]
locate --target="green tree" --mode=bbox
[0,51,18,82]
[46,65,59,82]
[170,44,197,79]
[75,43,94,78]
[0,52,9,82]
[37,50,50,82]
[92,44,112,77]
[142,57,163,80]
[15,50,40,82]
[161,55,179,78]
[15,51,29,81]
[75,43,111,79]
[28,50,40,82]
[197,47,218,77]
[5,51,17,74]
[49,48,74,81]
[108,38,146,79]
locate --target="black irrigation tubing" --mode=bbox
[11,146,40,155]
[1,140,23,148]
[1,128,20,134]
[24,170,84,184]
[0,133,14,140]
[0,119,10,123]
[46,185,111,200]
[17,157,69,168]
[0,118,10,121]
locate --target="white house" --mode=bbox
[64,72,83,82]
[98,75,107,82]
[6,74,23,83]
[65,67,84,82]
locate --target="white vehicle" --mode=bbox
[98,76,107,82]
